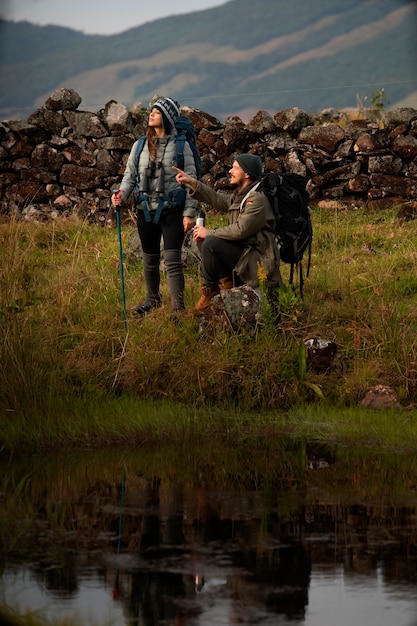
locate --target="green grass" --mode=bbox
[1,204,417,452]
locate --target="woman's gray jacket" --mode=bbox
[119,130,197,218]
[190,180,282,288]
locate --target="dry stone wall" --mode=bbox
[1,87,417,221]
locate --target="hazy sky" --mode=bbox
[2,0,229,34]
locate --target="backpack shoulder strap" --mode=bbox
[239,181,262,212]
[134,136,146,177]
[174,130,186,172]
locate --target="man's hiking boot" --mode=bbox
[132,301,161,316]
[194,286,220,312]
[219,276,234,290]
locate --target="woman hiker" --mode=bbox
[112,97,198,317]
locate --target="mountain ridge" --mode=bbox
[0,0,416,121]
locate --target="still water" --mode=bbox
[1,442,417,625]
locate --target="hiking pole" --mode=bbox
[113,190,127,330]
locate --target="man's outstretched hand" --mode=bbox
[173,167,197,190]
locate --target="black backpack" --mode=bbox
[258,172,313,297]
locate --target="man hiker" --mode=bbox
[173,153,282,311]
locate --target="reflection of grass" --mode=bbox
[1,206,417,452]
[0,606,117,626]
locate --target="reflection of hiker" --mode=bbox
[174,154,282,312]
[112,97,198,317]
[140,477,161,551]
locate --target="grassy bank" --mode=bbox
[1,203,417,451]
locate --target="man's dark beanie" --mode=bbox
[235,154,263,180]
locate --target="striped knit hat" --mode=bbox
[153,97,180,131]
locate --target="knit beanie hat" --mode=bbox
[235,154,263,180]
[153,97,180,131]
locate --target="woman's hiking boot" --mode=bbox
[132,300,161,316]
[194,286,220,312]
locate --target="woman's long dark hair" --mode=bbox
[146,127,158,162]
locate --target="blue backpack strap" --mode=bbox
[143,197,152,222]
[135,192,167,223]
[133,135,153,220]
[174,132,186,172]
[153,197,166,224]
[174,131,202,179]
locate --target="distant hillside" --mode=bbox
[0,0,416,121]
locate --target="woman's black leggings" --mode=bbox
[136,208,184,255]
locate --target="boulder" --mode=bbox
[361,384,402,410]
[304,337,338,372]
[45,87,82,111]
[198,285,261,332]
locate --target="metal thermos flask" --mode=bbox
[196,210,205,227]
[196,209,205,242]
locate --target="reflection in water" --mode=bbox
[1,444,417,625]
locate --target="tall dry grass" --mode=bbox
[1,202,417,449]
